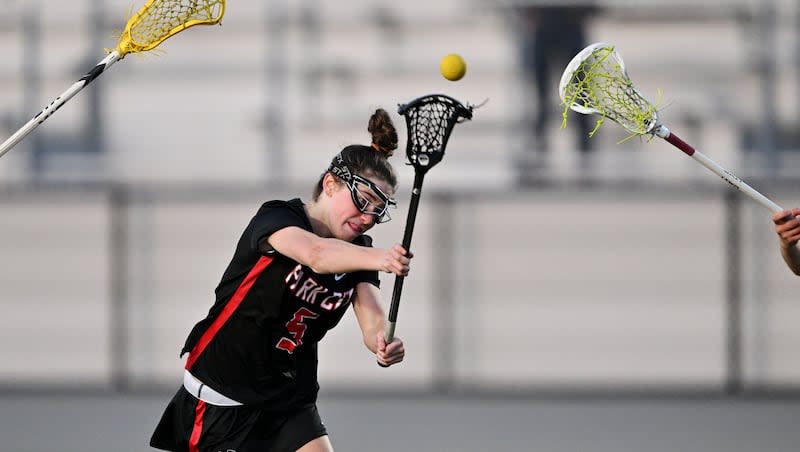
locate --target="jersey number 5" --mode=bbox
[276,307,319,354]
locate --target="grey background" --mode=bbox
[1,0,800,451]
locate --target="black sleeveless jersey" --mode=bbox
[180,198,380,410]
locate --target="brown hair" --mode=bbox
[313,108,399,200]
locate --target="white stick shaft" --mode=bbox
[0,51,121,159]
[690,151,783,212]
[656,126,783,213]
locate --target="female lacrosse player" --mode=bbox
[150,108,411,452]
[772,208,800,276]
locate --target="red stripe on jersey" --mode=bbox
[185,256,274,370]
[188,399,206,452]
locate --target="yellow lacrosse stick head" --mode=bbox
[115,0,226,56]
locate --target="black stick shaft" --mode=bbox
[384,171,425,342]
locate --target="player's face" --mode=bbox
[330,173,395,240]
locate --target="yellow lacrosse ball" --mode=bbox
[440,53,467,81]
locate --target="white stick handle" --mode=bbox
[655,126,783,213]
[0,51,121,159]
[690,151,783,212]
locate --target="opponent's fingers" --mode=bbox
[777,217,800,234]
[773,210,792,224]
[777,228,800,247]
[782,228,800,243]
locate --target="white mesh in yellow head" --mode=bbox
[115,0,225,56]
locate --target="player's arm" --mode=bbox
[773,208,800,276]
[352,282,404,366]
[260,226,410,276]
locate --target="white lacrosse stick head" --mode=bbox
[559,42,660,136]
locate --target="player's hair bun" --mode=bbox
[367,108,398,157]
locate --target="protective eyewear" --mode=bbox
[345,174,396,224]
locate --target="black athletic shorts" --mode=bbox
[150,386,327,452]
[238,403,327,452]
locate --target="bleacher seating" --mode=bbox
[0,0,795,186]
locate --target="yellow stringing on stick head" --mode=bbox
[558,42,660,140]
[115,0,226,57]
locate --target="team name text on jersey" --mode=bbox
[284,264,354,311]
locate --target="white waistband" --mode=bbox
[183,370,243,407]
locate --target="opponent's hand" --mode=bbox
[380,243,413,276]
[773,208,800,248]
[375,331,404,367]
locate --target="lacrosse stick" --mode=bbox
[382,94,473,354]
[0,0,226,159]
[559,42,782,213]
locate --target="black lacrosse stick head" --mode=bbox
[397,94,473,173]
